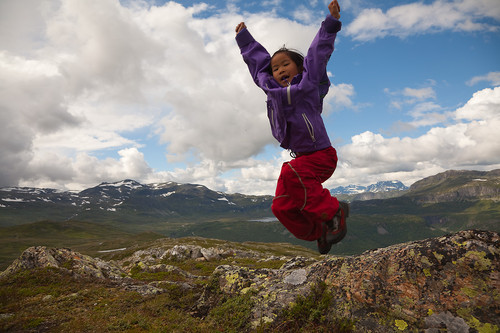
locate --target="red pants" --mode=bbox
[271,146,339,241]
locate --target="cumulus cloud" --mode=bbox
[455,86,500,120]
[335,86,500,187]
[326,82,356,112]
[346,0,500,41]
[0,0,165,188]
[19,147,152,190]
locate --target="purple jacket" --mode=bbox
[236,15,341,153]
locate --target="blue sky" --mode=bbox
[0,0,499,194]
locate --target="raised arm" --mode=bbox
[302,1,342,85]
[235,23,273,90]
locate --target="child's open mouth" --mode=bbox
[281,76,289,84]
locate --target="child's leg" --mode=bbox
[272,147,339,241]
[272,163,317,240]
[291,147,339,237]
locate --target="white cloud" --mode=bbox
[455,86,500,120]
[467,71,500,86]
[0,0,166,188]
[398,88,442,128]
[292,5,317,24]
[19,148,152,191]
[346,0,500,41]
[336,86,500,187]
[403,87,436,100]
[385,84,447,128]
[325,82,356,112]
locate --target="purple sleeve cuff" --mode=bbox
[236,28,254,49]
[323,15,342,34]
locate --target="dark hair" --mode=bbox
[269,46,304,75]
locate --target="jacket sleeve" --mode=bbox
[236,28,272,90]
[303,15,342,86]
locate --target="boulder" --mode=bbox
[200,230,499,332]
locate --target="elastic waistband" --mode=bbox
[291,146,334,158]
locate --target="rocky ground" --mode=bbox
[1,230,499,332]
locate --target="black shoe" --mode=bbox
[317,221,333,254]
[326,201,349,245]
[317,202,350,254]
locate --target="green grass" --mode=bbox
[265,281,356,332]
[207,292,255,332]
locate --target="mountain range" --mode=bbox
[330,180,408,195]
[0,180,273,227]
[0,178,412,228]
[0,169,499,269]
[0,179,412,225]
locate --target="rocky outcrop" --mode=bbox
[0,246,165,295]
[0,246,125,280]
[120,243,262,269]
[200,230,500,332]
[1,230,499,332]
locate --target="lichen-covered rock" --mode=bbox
[121,283,165,295]
[315,229,499,332]
[166,244,261,261]
[200,230,500,332]
[121,244,263,272]
[0,246,125,280]
[0,246,163,296]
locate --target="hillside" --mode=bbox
[407,169,500,202]
[1,230,498,332]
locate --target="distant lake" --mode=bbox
[249,217,278,223]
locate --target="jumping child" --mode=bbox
[235,0,349,254]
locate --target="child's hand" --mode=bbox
[235,22,246,34]
[328,0,341,19]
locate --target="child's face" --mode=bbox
[271,53,299,87]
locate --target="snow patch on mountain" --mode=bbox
[330,180,408,195]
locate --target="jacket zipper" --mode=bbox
[302,113,316,142]
[287,84,292,105]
